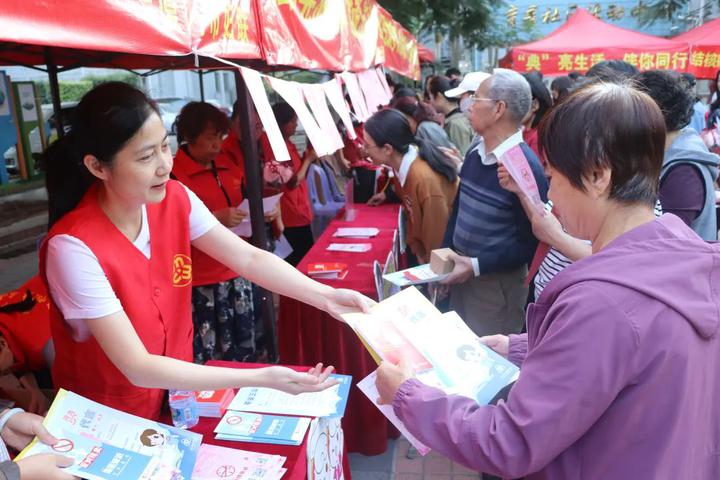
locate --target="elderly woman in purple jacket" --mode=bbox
[376,82,720,479]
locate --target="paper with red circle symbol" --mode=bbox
[52,438,74,453]
[225,415,243,426]
[215,465,236,478]
[500,145,545,215]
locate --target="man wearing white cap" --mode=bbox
[444,71,491,119]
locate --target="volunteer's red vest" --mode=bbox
[260,133,313,228]
[0,276,51,373]
[172,148,243,286]
[39,180,193,420]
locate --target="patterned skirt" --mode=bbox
[190,276,266,364]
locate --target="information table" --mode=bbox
[278,203,401,456]
[182,360,351,480]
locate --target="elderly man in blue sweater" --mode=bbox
[441,69,548,336]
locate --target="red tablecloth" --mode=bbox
[180,361,351,480]
[278,203,400,456]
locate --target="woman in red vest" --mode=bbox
[172,102,272,364]
[41,82,372,421]
[260,102,315,266]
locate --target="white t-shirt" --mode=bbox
[45,184,218,340]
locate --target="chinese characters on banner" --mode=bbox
[514,50,690,74]
[506,1,646,27]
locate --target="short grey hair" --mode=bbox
[488,68,532,126]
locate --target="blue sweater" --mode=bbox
[442,142,548,275]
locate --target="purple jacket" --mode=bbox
[393,214,720,479]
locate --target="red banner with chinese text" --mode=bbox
[509,49,690,76]
[190,0,262,60]
[376,6,420,80]
[256,0,347,70]
[0,0,191,66]
[503,9,689,76]
[673,19,720,80]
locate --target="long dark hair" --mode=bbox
[523,73,553,128]
[365,109,457,183]
[45,82,160,227]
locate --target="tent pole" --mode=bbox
[44,48,64,138]
[233,69,278,362]
[198,70,205,101]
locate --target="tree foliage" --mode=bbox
[378,0,503,49]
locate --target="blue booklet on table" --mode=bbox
[226,374,352,418]
[214,411,311,446]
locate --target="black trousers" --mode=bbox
[284,225,314,266]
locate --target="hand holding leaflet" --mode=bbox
[499,145,544,214]
[230,193,283,237]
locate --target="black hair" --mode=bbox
[550,76,573,102]
[271,102,297,128]
[0,290,35,314]
[445,67,461,78]
[635,70,694,132]
[586,60,638,82]
[175,102,229,144]
[426,76,458,104]
[392,96,419,118]
[568,71,582,81]
[231,99,242,120]
[364,109,458,183]
[538,82,665,207]
[45,82,160,227]
[523,73,553,128]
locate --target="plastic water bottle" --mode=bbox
[168,390,199,429]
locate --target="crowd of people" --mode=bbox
[1,60,720,478]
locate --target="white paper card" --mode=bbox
[357,371,430,456]
[334,227,379,238]
[327,243,372,253]
[230,193,283,237]
[323,78,356,140]
[340,72,370,122]
[303,83,345,154]
[269,77,332,156]
[240,67,290,162]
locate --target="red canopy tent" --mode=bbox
[499,8,689,76]
[673,18,720,79]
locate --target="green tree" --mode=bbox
[637,0,714,27]
[379,0,502,49]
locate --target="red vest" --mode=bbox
[220,130,247,175]
[172,148,244,286]
[39,180,193,420]
[0,276,51,373]
[260,134,313,228]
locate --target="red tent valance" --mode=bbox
[673,18,720,80]
[501,8,689,76]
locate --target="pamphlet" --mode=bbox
[307,263,348,280]
[383,264,448,287]
[227,374,351,418]
[273,234,293,260]
[343,288,519,403]
[326,243,371,253]
[499,145,544,214]
[214,411,310,446]
[195,389,234,418]
[334,228,379,238]
[357,371,430,456]
[306,417,344,480]
[17,389,202,480]
[231,193,284,237]
[381,251,401,299]
[191,444,286,480]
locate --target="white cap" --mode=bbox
[444,71,491,98]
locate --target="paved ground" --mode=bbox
[349,437,481,479]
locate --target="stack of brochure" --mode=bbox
[192,444,286,480]
[214,374,352,445]
[307,262,348,280]
[333,227,379,238]
[17,389,202,480]
[195,389,234,418]
[326,243,372,253]
[343,288,520,455]
[214,411,311,446]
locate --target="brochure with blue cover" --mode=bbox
[16,389,202,480]
[227,374,351,418]
[214,411,311,446]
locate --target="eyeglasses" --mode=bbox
[470,95,498,104]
